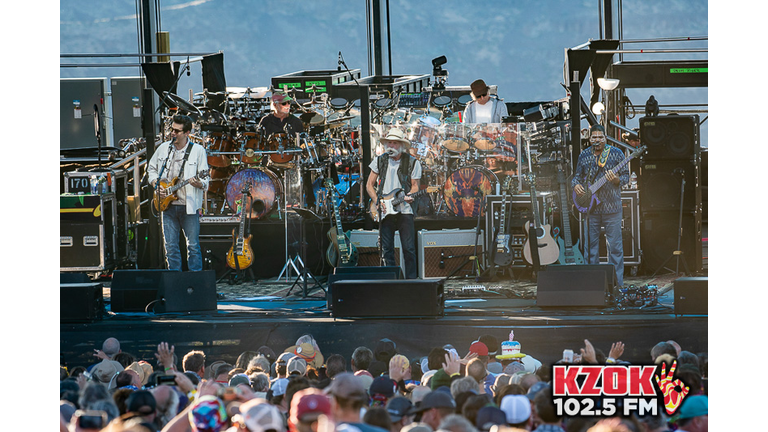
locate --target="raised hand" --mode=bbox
[655,360,689,415]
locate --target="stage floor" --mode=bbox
[60,268,708,373]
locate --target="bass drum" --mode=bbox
[443,165,498,217]
[225,168,283,219]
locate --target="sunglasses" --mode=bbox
[475,93,488,98]
[171,128,186,134]
[280,101,291,106]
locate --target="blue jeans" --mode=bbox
[161,205,203,271]
[585,211,624,287]
[380,213,418,279]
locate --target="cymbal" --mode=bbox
[441,138,469,152]
[226,86,269,99]
[163,91,202,116]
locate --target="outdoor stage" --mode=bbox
[59,266,708,372]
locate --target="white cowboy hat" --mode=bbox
[379,127,411,148]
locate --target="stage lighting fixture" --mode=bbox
[591,101,605,116]
[432,55,448,90]
[597,77,620,91]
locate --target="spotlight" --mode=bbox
[591,101,605,116]
[432,56,448,90]
[597,77,620,91]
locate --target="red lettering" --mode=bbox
[629,366,657,396]
[553,366,580,395]
[603,367,628,396]
[580,366,602,396]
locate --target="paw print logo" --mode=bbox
[655,360,689,415]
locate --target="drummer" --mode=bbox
[258,91,305,137]
[462,79,508,124]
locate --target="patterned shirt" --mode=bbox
[571,145,629,214]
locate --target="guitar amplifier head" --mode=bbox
[349,230,405,273]
[418,229,483,278]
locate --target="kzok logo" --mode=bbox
[552,361,689,417]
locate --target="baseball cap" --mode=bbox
[526,382,550,401]
[290,388,332,425]
[126,390,157,416]
[271,378,289,397]
[500,395,531,424]
[475,406,507,431]
[240,399,286,432]
[287,357,307,376]
[324,372,368,401]
[469,342,489,357]
[386,397,414,422]
[271,92,294,104]
[678,395,708,419]
[401,422,432,432]
[414,390,456,412]
[370,376,397,398]
[188,395,228,432]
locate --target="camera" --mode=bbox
[155,374,177,386]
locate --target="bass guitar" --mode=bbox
[555,165,585,265]
[325,179,359,267]
[370,187,438,223]
[153,169,210,212]
[573,145,646,214]
[522,173,559,266]
[226,183,254,270]
[493,176,516,267]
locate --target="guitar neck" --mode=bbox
[558,171,574,249]
[589,152,633,193]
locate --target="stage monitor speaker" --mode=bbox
[327,267,401,309]
[333,266,403,278]
[155,270,218,314]
[640,211,702,274]
[546,264,615,288]
[331,279,445,318]
[61,283,104,322]
[536,269,608,307]
[640,160,701,213]
[110,269,177,312]
[639,115,700,160]
[60,272,91,284]
[674,277,708,316]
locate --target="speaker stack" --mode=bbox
[638,115,703,274]
[110,269,218,314]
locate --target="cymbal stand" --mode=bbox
[277,169,300,282]
[284,208,325,298]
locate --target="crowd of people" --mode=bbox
[59,335,708,432]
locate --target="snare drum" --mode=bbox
[225,168,283,219]
[443,165,498,217]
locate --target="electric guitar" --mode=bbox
[493,177,516,267]
[325,179,359,267]
[153,170,210,212]
[573,145,646,214]
[370,187,438,223]
[555,166,585,265]
[522,173,559,266]
[226,185,254,270]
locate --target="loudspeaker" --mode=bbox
[331,279,445,318]
[674,277,708,316]
[640,160,701,213]
[110,269,176,312]
[536,269,607,307]
[327,266,402,309]
[546,264,615,288]
[639,115,699,160]
[155,270,217,313]
[640,211,702,274]
[60,272,91,284]
[61,283,104,322]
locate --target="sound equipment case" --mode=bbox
[60,193,117,272]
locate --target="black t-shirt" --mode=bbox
[258,113,305,137]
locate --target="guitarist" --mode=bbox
[571,124,628,287]
[365,127,422,279]
[148,114,210,271]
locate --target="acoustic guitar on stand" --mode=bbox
[153,169,210,212]
[522,173,559,266]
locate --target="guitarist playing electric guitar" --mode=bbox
[571,124,629,288]
[365,127,422,279]
[147,114,210,272]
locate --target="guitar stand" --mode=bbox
[449,200,489,280]
[284,208,326,299]
[651,169,691,278]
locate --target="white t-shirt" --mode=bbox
[369,155,422,215]
[474,101,493,124]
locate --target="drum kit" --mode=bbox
[163,88,521,220]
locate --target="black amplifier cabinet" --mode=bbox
[60,194,117,272]
[61,282,105,322]
[674,277,708,316]
[578,190,641,268]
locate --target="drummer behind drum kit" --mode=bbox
[162,87,520,221]
[163,87,364,219]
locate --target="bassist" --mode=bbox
[571,125,628,287]
[148,114,209,271]
[365,128,422,279]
